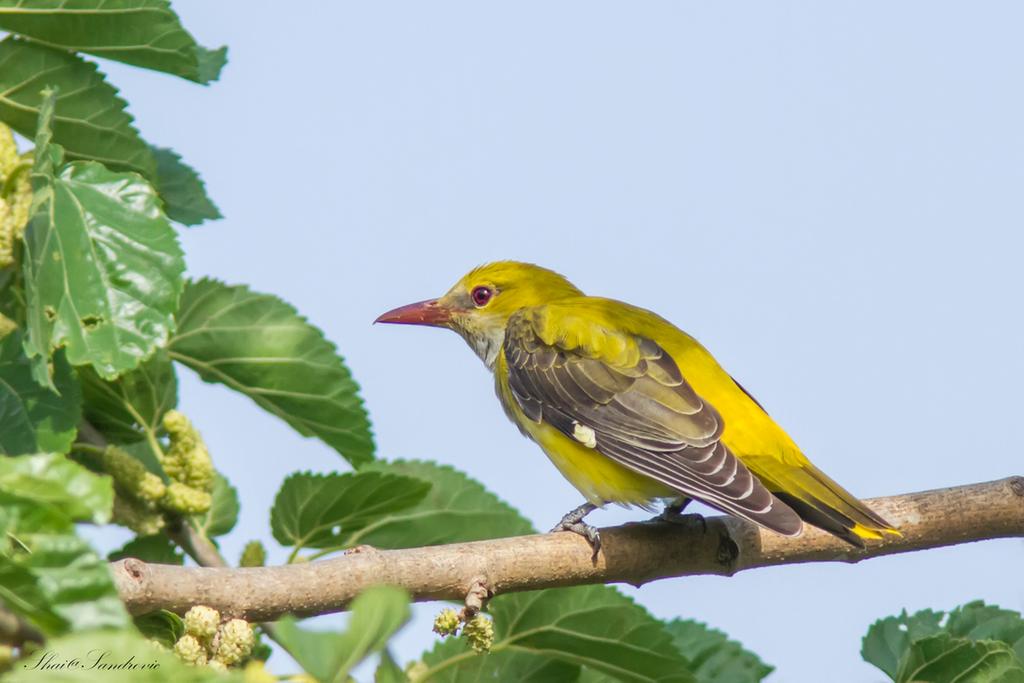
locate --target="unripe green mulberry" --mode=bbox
[240,540,266,567]
[173,634,207,666]
[1,166,29,228]
[0,124,31,269]
[406,660,429,682]
[162,410,215,491]
[0,313,17,340]
[137,475,166,505]
[161,481,212,515]
[213,618,255,666]
[162,409,190,435]
[183,605,220,642]
[432,608,461,636]
[112,494,165,535]
[102,445,166,506]
[0,124,16,168]
[462,614,494,654]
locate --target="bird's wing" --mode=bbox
[504,308,802,536]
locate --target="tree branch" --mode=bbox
[164,516,228,569]
[77,418,293,649]
[112,476,1024,621]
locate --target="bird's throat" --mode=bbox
[460,327,505,370]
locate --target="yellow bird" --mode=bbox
[377,262,897,554]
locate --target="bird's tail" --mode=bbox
[747,457,900,548]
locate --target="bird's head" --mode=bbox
[376,261,582,367]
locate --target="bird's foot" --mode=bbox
[550,502,601,561]
[652,497,707,533]
[552,520,602,561]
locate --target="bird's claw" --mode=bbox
[646,496,706,532]
[653,508,708,533]
[550,502,601,560]
[551,519,602,561]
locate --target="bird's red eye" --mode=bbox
[471,286,493,307]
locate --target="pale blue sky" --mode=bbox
[89,2,1024,680]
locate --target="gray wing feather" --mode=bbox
[504,311,802,537]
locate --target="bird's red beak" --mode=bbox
[374,298,452,327]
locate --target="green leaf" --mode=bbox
[271,471,430,551]
[134,609,185,649]
[664,619,772,683]
[274,585,411,683]
[0,332,81,454]
[169,279,374,466]
[0,489,74,537]
[494,586,695,683]
[895,633,1024,683]
[250,630,273,662]
[196,46,228,84]
[151,146,221,226]
[0,553,67,634]
[376,649,410,683]
[423,585,695,683]
[5,627,241,681]
[421,637,579,682]
[194,472,238,538]
[15,532,131,632]
[0,452,113,524]
[863,603,1024,682]
[862,608,946,680]
[576,668,621,682]
[947,602,1024,659]
[23,92,185,382]
[0,37,155,177]
[108,535,183,565]
[352,460,534,548]
[0,0,228,84]
[81,351,177,444]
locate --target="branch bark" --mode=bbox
[164,516,228,569]
[112,476,1024,621]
